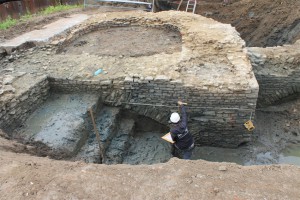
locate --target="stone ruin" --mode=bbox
[1,10,298,164]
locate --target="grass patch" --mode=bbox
[20,12,33,22]
[0,16,17,30]
[41,4,81,15]
[0,4,81,30]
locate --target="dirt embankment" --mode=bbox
[1,135,300,200]
[195,0,300,47]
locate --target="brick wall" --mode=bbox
[0,74,257,147]
[255,72,300,107]
[248,46,300,107]
[49,75,258,147]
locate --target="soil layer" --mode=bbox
[62,26,181,57]
[0,138,300,200]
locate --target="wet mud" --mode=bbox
[193,97,300,166]
[11,93,172,165]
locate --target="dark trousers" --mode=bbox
[172,143,194,160]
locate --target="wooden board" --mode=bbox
[161,132,174,144]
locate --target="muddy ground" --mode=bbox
[1,0,300,199]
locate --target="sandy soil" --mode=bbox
[1,135,300,200]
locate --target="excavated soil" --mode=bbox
[1,135,300,200]
[1,1,300,199]
[61,26,182,57]
[194,0,300,47]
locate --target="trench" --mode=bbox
[9,93,172,165]
[1,13,300,166]
[7,91,300,166]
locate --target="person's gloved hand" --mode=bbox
[178,101,183,106]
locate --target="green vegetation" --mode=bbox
[20,14,33,22]
[0,4,82,30]
[0,16,17,30]
[20,9,33,22]
[41,4,81,15]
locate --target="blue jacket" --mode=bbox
[170,105,194,150]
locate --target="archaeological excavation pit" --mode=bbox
[8,92,172,165]
[0,11,259,165]
[3,10,300,166]
[2,2,300,198]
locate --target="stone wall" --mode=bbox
[123,76,257,148]
[254,72,300,107]
[1,11,260,148]
[0,75,50,132]
[248,44,300,107]
[48,77,125,103]
[0,74,258,147]
[49,75,258,148]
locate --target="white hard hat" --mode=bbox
[170,112,180,123]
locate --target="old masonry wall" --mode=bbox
[247,41,300,107]
[49,75,258,148]
[0,11,261,148]
[0,74,50,132]
[0,74,258,148]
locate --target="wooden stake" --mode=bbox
[89,108,105,164]
[177,0,184,10]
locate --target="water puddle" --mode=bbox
[192,145,300,166]
[279,144,300,165]
[192,146,247,165]
[14,93,98,140]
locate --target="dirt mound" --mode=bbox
[1,135,300,200]
[195,0,300,47]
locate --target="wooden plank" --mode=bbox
[89,108,105,164]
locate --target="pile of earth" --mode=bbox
[1,134,300,199]
[194,0,300,47]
